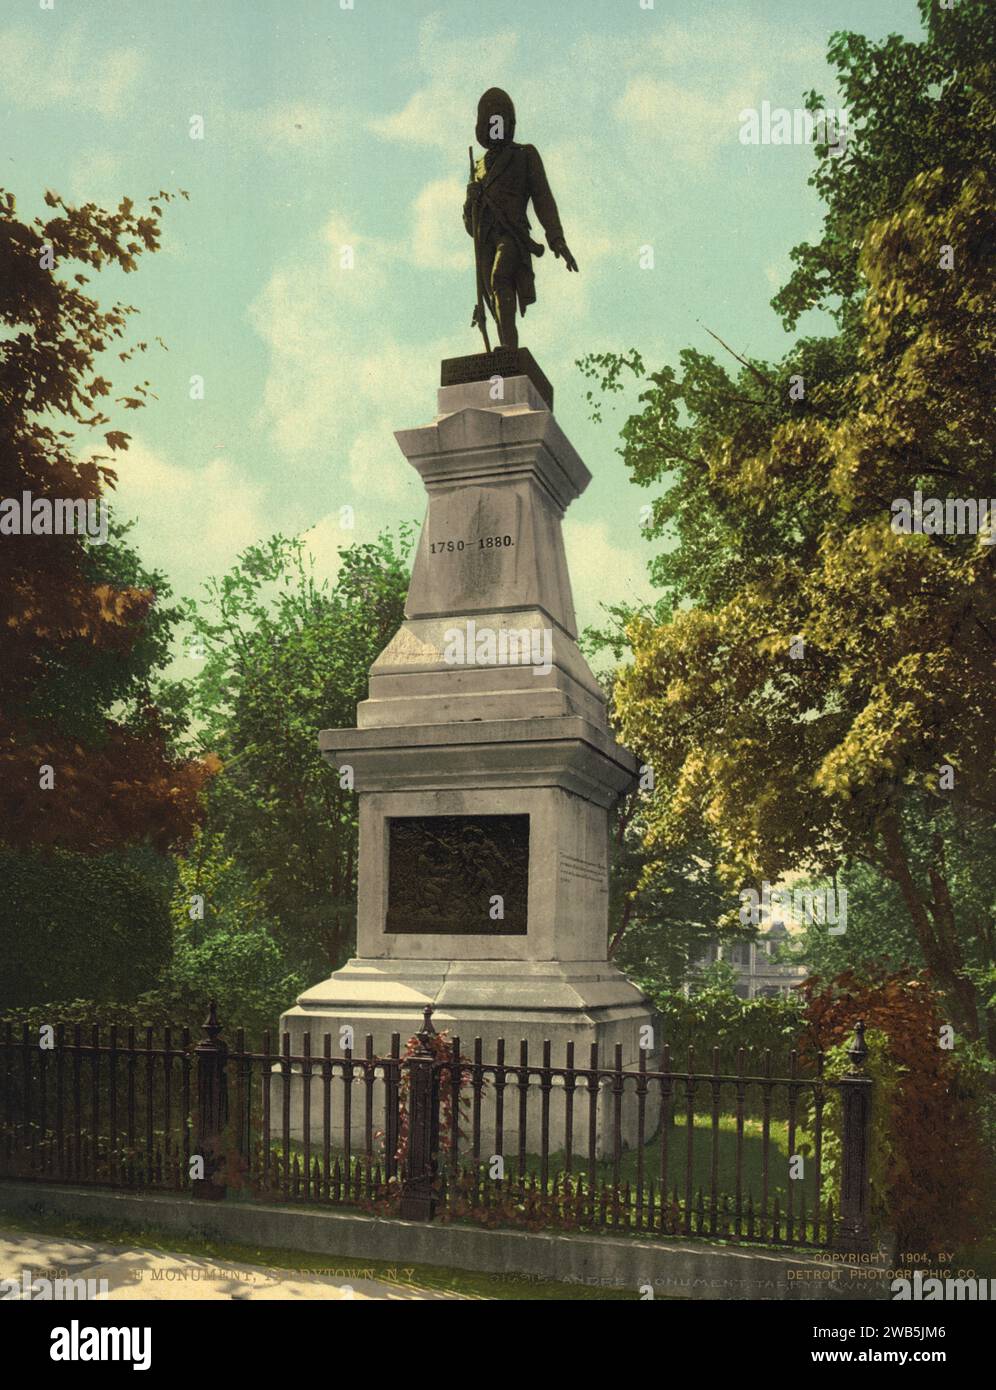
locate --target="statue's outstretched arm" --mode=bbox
[526,146,578,272]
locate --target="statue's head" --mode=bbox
[476,88,516,148]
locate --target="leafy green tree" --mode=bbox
[609,793,732,996]
[580,0,996,1050]
[581,626,736,994]
[773,0,995,336]
[795,812,996,985]
[789,861,918,981]
[183,529,411,981]
[0,845,173,1011]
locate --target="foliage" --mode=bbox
[0,184,212,851]
[795,814,996,983]
[164,929,303,1047]
[609,796,732,995]
[799,968,991,1251]
[0,834,293,1044]
[653,982,804,1073]
[580,635,734,985]
[579,0,996,1052]
[391,1026,470,1173]
[773,0,996,333]
[0,845,173,1011]
[800,1029,902,1245]
[793,862,920,979]
[181,529,411,979]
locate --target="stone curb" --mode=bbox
[0,1181,892,1300]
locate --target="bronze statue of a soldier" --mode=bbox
[464,88,578,351]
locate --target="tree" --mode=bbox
[580,0,996,1050]
[579,626,734,992]
[794,814,996,986]
[0,845,173,1012]
[184,529,411,979]
[609,792,732,998]
[773,0,995,337]
[0,184,212,850]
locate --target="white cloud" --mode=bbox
[298,514,348,588]
[248,212,386,457]
[108,438,269,583]
[248,211,445,513]
[370,14,519,150]
[614,75,760,163]
[370,87,463,152]
[646,18,823,71]
[0,24,144,118]
[410,178,471,271]
[563,518,653,634]
[346,426,411,504]
[366,14,519,150]
[69,151,123,207]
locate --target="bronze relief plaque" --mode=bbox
[386,814,529,935]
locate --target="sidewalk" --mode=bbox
[0,1229,471,1301]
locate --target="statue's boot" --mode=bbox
[490,236,520,350]
[494,287,518,349]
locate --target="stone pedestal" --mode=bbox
[280,362,656,1153]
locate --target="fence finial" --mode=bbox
[416,1004,436,1047]
[201,999,222,1045]
[847,1019,867,1072]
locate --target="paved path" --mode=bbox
[0,1229,471,1300]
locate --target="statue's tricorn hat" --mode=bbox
[476,87,516,148]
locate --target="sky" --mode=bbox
[1,0,926,661]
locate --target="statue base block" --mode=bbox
[440,348,553,408]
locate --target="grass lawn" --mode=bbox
[265,1110,822,1244]
[541,1111,799,1200]
[279,1111,802,1201]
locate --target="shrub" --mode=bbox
[654,981,804,1072]
[799,968,990,1252]
[0,846,172,1011]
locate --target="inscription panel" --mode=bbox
[558,852,608,893]
[409,487,524,616]
[386,814,529,935]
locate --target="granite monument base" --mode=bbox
[277,958,658,1156]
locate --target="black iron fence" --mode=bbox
[0,1005,873,1252]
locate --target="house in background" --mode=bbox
[687,917,809,1000]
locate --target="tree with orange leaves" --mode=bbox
[0,185,214,852]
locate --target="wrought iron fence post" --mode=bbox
[193,1001,229,1201]
[835,1020,872,1252]
[400,1006,440,1221]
